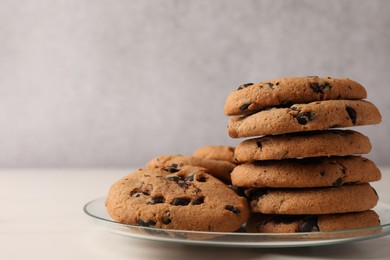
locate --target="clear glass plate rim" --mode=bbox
[83,197,390,238]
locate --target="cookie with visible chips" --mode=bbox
[247,183,378,215]
[231,156,381,188]
[234,130,371,163]
[246,210,380,233]
[146,154,235,182]
[224,76,367,116]
[227,100,381,138]
[193,145,236,163]
[106,166,249,232]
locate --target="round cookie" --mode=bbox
[246,210,380,233]
[247,183,378,215]
[228,100,381,138]
[231,156,381,188]
[193,145,236,163]
[224,76,367,116]
[146,154,235,182]
[106,166,249,232]
[234,130,371,163]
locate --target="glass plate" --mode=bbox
[83,197,390,248]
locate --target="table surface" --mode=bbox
[1,168,389,260]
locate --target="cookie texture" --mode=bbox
[231,156,381,188]
[234,130,371,163]
[224,76,367,116]
[193,145,236,163]
[228,100,381,138]
[106,166,249,232]
[246,210,380,233]
[248,183,378,215]
[146,154,235,182]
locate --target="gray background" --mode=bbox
[1,0,389,168]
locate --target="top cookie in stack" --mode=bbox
[224,76,382,233]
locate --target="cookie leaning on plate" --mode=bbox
[246,210,380,233]
[227,100,381,138]
[146,154,235,182]
[224,76,367,116]
[234,130,371,163]
[247,183,378,215]
[106,165,249,232]
[231,156,381,188]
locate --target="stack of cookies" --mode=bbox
[105,76,382,234]
[225,76,382,233]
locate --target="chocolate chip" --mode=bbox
[162,217,171,225]
[267,82,274,89]
[296,112,313,125]
[191,196,205,205]
[165,176,182,182]
[177,181,188,189]
[237,83,253,90]
[225,205,241,214]
[165,175,190,188]
[171,197,191,206]
[136,219,156,227]
[184,175,194,181]
[164,164,180,173]
[309,83,321,93]
[345,106,357,124]
[149,196,165,204]
[309,82,331,94]
[320,171,326,177]
[195,175,207,182]
[299,217,319,232]
[256,141,262,149]
[332,177,344,186]
[240,103,251,111]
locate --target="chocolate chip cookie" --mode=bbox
[228,100,381,138]
[146,154,236,182]
[231,156,381,188]
[193,145,236,163]
[234,130,371,163]
[106,166,249,232]
[224,76,367,116]
[246,210,380,233]
[248,183,378,215]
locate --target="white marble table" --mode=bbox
[1,168,389,260]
